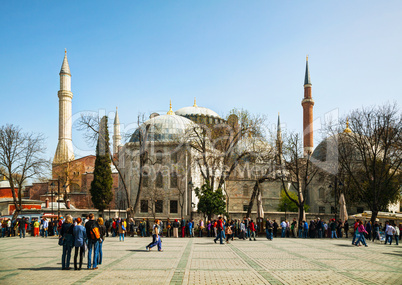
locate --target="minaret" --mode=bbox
[276,112,283,164]
[53,49,74,164]
[113,107,121,155]
[301,55,314,156]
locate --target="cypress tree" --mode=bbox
[90,116,113,216]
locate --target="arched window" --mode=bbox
[319,188,325,199]
[170,172,178,188]
[156,172,163,188]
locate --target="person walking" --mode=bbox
[344,220,349,238]
[60,215,74,270]
[266,219,273,240]
[43,218,49,238]
[33,218,40,237]
[146,220,162,251]
[207,220,212,237]
[395,224,399,246]
[181,218,186,238]
[384,223,396,245]
[330,219,337,239]
[214,217,224,244]
[73,217,86,270]
[354,220,368,247]
[225,221,233,243]
[166,218,172,238]
[117,218,126,242]
[198,219,204,237]
[249,220,256,241]
[85,213,100,270]
[372,221,380,242]
[97,217,106,265]
[18,217,27,238]
[280,220,286,238]
[173,219,179,238]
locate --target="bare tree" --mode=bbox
[328,103,402,224]
[0,124,48,219]
[78,113,153,219]
[188,109,262,190]
[277,132,319,225]
[146,186,165,220]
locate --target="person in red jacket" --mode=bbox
[213,217,224,244]
[249,220,256,241]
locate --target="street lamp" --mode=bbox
[50,182,55,214]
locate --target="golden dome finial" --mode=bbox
[167,100,175,115]
[306,54,308,61]
[344,117,352,133]
[65,48,67,54]
[193,97,197,107]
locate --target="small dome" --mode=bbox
[312,132,360,162]
[130,114,196,143]
[175,106,221,118]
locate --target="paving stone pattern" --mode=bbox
[0,236,401,284]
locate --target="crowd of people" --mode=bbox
[1,214,400,270]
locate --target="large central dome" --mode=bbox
[129,114,196,143]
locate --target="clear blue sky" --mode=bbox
[1,1,401,160]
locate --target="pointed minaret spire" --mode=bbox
[113,107,121,155]
[193,97,197,107]
[304,55,311,86]
[54,50,74,164]
[302,55,314,156]
[167,100,175,115]
[60,49,71,76]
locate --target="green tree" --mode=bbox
[277,190,309,212]
[195,182,226,221]
[90,116,113,216]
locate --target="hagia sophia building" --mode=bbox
[0,50,374,219]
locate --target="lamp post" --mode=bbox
[50,182,54,214]
[188,180,193,218]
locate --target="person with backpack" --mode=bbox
[60,215,74,270]
[85,213,100,270]
[73,217,86,270]
[117,218,126,242]
[97,217,106,265]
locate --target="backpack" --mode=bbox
[90,222,101,240]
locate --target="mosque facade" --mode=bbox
[25,51,378,220]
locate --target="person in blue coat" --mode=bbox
[73,217,86,270]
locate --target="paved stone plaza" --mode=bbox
[0,236,401,284]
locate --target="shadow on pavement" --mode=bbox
[382,252,402,257]
[127,249,147,252]
[19,267,61,271]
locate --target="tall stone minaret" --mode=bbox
[53,49,74,164]
[301,55,314,156]
[113,107,121,155]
